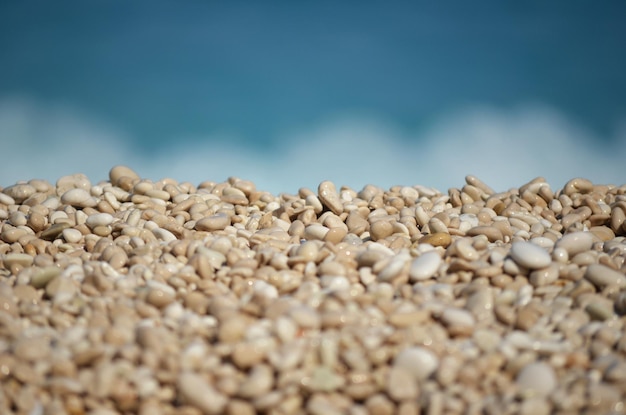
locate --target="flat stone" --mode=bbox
[510,241,551,269]
[409,251,441,281]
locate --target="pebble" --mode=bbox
[409,251,441,281]
[515,362,557,398]
[0,170,625,415]
[318,181,343,215]
[393,347,439,381]
[177,372,227,414]
[60,188,97,208]
[195,213,231,232]
[554,231,594,256]
[584,264,626,289]
[510,241,552,269]
[418,232,452,248]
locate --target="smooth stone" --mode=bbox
[237,364,274,399]
[41,222,71,241]
[85,213,114,228]
[528,263,560,287]
[515,362,557,398]
[30,266,62,288]
[554,232,594,256]
[318,181,343,215]
[386,366,418,401]
[510,241,551,269]
[409,251,442,281]
[440,307,475,335]
[177,372,227,415]
[466,225,503,242]
[109,165,140,187]
[2,253,34,268]
[369,220,394,241]
[2,184,36,203]
[61,188,97,208]
[195,213,231,232]
[62,228,83,244]
[418,232,452,248]
[146,281,176,308]
[393,346,439,381]
[584,264,626,289]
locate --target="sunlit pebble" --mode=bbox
[0,167,624,414]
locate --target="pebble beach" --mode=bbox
[1,165,625,415]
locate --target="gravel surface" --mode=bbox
[0,166,625,415]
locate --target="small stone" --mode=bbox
[554,231,594,256]
[195,213,231,232]
[515,362,557,398]
[109,165,140,188]
[177,371,227,414]
[418,232,452,248]
[30,266,62,288]
[40,222,71,241]
[3,184,36,203]
[318,181,343,215]
[2,253,34,268]
[510,241,551,269]
[146,281,176,308]
[585,302,614,321]
[86,213,114,228]
[370,220,394,241]
[386,366,418,401]
[409,251,441,281]
[61,188,97,208]
[62,228,83,243]
[237,364,274,399]
[584,264,626,290]
[393,347,439,381]
[440,307,475,336]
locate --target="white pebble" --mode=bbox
[554,231,594,256]
[516,362,557,398]
[393,346,439,381]
[409,251,442,281]
[510,241,551,269]
[86,213,114,228]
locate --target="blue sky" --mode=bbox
[1,1,625,193]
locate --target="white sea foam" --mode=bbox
[1,96,624,195]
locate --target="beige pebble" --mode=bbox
[394,346,439,381]
[61,188,97,208]
[109,165,140,187]
[195,213,232,232]
[30,266,62,288]
[386,366,418,401]
[584,264,626,289]
[2,253,34,268]
[409,251,441,281]
[418,232,452,248]
[86,212,114,228]
[3,184,36,203]
[515,362,557,398]
[554,231,594,256]
[370,220,394,241]
[510,241,551,269]
[62,228,83,243]
[318,181,343,215]
[178,371,227,414]
[238,364,274,399]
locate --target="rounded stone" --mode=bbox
[515,362,557,398]
[554,232,594,256]
[418,232,452,248]
[584,264,626,290]
[109,165,140,187]
[61,188,97,208]
[510,241,551,269]
[195,213,231,232]
[85,213,114,228]
[318,181,343,215]
[409,251,441,281]
[393,346,439,381]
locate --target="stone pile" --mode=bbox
[0,166,625,414]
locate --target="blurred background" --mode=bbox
[1,1,625,195]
